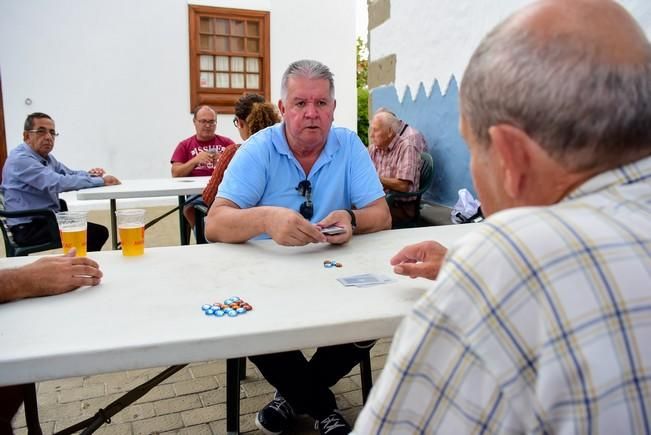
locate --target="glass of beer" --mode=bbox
[115,209,145,256]
[55,212,88,256]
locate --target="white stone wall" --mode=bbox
[370,0,651,98]
[0,0,357,182]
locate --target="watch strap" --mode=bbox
[345,209,357,230]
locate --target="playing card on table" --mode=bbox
[337,273,394,287]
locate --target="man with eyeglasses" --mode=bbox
[1,112,120,251]
[170,105,234,227]
[205,60,391,434]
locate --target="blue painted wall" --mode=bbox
[371,77,475,207]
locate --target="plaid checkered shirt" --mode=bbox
[369,122,427,196]
[354,155,651,434]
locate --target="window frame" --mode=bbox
[188,5,270,114]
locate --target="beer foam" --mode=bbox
[61,226,86,232]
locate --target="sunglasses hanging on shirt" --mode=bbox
[296,179,313,220]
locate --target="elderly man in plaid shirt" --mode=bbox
[368,110,427,227]
[354,0,651,433]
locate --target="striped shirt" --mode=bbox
[369,122,427,195]
[354,155,651,434]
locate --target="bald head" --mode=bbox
[460,0,651,172]
[373,111,400,133]
[370,111,401,150]
[510,0,649,64]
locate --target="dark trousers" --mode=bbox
[11,219,109,252]
[390,200,419,228]
[249,341,375,420]
[0,385,26,435]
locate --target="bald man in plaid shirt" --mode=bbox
[368,110,427,227]
[355,0,651,433]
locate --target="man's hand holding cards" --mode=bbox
[320,225,345,235]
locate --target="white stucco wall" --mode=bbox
[370,0,651,98]
[0,0,356,182]
[368,0,651,207]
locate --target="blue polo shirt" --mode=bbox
[217,123,384,238]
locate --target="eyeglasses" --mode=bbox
[232,117,239,128]
[296,179,313,220]
[195,119,216,126]
[26,128,59,137]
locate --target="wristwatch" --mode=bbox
[345,209,357,230]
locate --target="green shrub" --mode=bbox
[357,87,369,146]
[356,37,369,146]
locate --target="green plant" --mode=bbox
[357,37,369,146]
[357,87,369,146]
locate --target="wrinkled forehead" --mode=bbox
[195,107,216,120]
[286,77,332,100]
[370,117,386,132]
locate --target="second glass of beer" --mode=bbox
[115,209,146,256]
[55,211,88,256]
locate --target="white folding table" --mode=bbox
[0,224,479,433]
[76,177,210,249]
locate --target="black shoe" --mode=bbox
[255,392,297,434]
[315,410,352,435]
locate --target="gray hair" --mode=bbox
[375,107,398,118]
[280,60,335,101]
[373,110,401,135]
[24,112,52,131]
[460,22,651,171]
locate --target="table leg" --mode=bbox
[110,199,118,250]
[178,196,189,245]
[360,349,373,403]
[54,365,187,435]
[239,357,247,380]
[24,383,43,435]
[226,358,241,435]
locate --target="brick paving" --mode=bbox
[11,340,391,434]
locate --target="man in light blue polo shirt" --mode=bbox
[206,59,391,434]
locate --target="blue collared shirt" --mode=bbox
[1,143,104,225]
[217,123,384,239]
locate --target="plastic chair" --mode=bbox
[0,195,62,257]
[193,203,209,245]
[385,152,435,228]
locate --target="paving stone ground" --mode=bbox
[11,340,391,435]
[3,206,401,434]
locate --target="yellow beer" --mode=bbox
[119,225,145,256]
[60,227,87,257]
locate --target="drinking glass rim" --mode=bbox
[55,211,88,217]
[114,208,146,216]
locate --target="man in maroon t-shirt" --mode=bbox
[171,105,235,227]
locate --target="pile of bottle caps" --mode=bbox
[201,296,253,318]
[323,260,343,268]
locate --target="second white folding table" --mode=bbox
[76,176,210,249]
